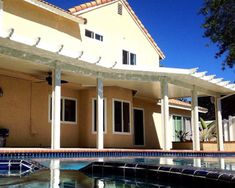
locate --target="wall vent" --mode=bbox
[118,3,122,15]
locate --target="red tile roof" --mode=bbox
[169,99,208,112]
[68,0,165,59]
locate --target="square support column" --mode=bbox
[97,77,104,149]
[161,79,170,150]
[51,67,61,150]
[215,97,224,151]
[191,88,200,151]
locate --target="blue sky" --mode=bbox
[47,0,234,81]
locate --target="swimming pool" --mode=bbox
[36,156,235,172]
[1,156,235,187]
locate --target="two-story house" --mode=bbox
[0,0,234,151]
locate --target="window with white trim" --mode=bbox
[92,98,106,133]
[95,33,103,41]
[122,50,136,65]
[172,115,191,141]
[85,29,103,42]
[49,96,77,124]
[113,100,130,133]
[85,29,94,39]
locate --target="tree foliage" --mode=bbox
[200,0,235,69]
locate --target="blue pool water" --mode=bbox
[1,156,235,187]
[36,156,235,172]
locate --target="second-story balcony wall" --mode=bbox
[2,0,83,57]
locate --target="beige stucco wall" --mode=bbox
[133,98,161,149]
[78,1,160,69]
[79,86,134,148]
[0,72,192,148]
[0,74,80,147]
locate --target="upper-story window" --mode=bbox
[85,29,94,39]
[122,50,136,65]
[85,29,103,42]
[95,34,103,42]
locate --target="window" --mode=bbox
[172,115,191,141]
[95,34,103,41]
[122,50,129,65]
[130,53,136,65]
[113,100,130,133]
[85,29,103,42]
[85,29,94,38]
[122,50,136,65]
[49,96,77,124]
[92,98,106,133]
[118,3,122,15]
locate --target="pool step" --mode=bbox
[0,159,45,177]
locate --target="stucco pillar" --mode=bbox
[215,97,224,151]
[51,67,61,150]
[161,79,170,150]
[97,77,104,149]
[191,88,200,151]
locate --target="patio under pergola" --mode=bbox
[0,35,234,152]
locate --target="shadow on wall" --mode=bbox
[152,113,161,149]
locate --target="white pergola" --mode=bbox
[0,29,235,151]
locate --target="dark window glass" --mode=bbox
[94,100,97,131]
[60,99,63,121]
[114,101,122,132]
[93,99,105,132]
[122,50,129,65]
[95,34,103,41]
[64,99,76,122]
[130,53,136,65]
[50,97,52,120]
[118,3,122,15]
[85,29,94,38]
[123,102,130,132]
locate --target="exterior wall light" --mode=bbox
[0,87,3,97]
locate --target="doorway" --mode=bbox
[133,108,144,145]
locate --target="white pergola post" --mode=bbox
[191,88,200,151]
[161,79,170,150]
[215,97,224,151]
[97,77,104,149]
[51,67,61,150]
